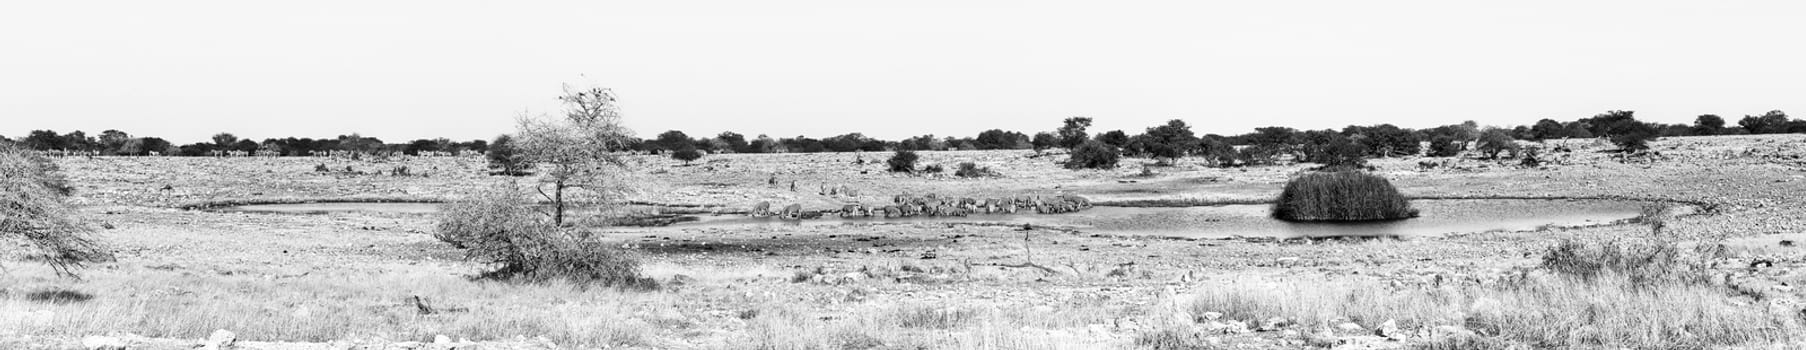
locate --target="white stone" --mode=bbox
[1336,322,1364,332]
[434,335,453,344]
[1201,311,1223,321]
[1375,319,1403,340]
[1224,320,1252,334]
[80,336,126,350]
[208,330,238,346]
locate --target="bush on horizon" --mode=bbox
[1271,171,1416,222]
[1064,140,1120,170]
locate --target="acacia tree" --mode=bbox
[212,133,239,147]
[512,83,637,226]
[486,134,531,176]
[1475,128,1520,159]
[1057,117,1093,149]
[1,144,111,276]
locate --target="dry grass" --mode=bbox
[738,302,1127,350]
[0,266,662,347]
[1188,247,1790,350]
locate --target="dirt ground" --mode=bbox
[7,134,1806,349]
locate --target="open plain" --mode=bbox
[8,134,1806,349]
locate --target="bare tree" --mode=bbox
[512,83,637,225]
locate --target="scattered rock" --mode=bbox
[1258,317,1290,331]
[1223,320,1252,334]
[1433,325,1475,339]
[1375,319,1403,340]
[80,336,126,350]
[668,274,696,286]
[201,329,235,349]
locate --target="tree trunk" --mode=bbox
[553,180,566,226]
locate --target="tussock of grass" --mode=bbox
[894,305,978,329]
[1272,171,1417,221]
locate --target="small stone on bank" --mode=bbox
[80,336,126,350]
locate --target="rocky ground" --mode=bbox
[8,134,1806,349]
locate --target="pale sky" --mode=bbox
[4,1,1804,144]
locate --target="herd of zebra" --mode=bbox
[748,193,1093,220]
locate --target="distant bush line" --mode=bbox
[9,109,1798,166]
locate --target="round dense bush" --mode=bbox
[1272,171,1417,222]
[1064,140,1120,170]
[888,150,919,173]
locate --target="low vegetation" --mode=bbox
[1271,171,1416,221]
[953,162,999,178]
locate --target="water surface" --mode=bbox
[674,199,1670,238]
[212,199,1677,239]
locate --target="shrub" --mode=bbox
[1272,171,1416,221]
[1306,136,1367,169]
[920,164,944,173]
[1475,128,1519,159]
[1519,146,1543,167]
[671,147,703,164]
[1426,135,1465,157]
[953,162,998,178]
[0,144,111,276]
[1064,140,1120,170]
[435,182,654,288]
[887,150,919,173]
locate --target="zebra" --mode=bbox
[780,203,804,219]
[751,201,772,216]
[839,204,868,218]
[982,198,1004,213]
